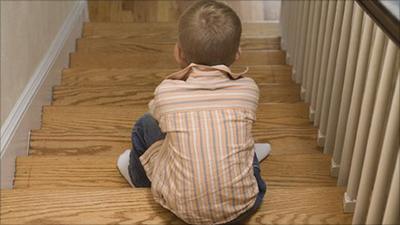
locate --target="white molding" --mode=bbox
[309,106,315,122]
[300,86,306,101]
[330,158,340,177]
[291,68,296,81]
[0,1,88,189]
[317,129,326,147]
[285,53,292,66]
[343,192,356,213]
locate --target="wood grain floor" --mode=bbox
[88,0,281,23]
[1,3,352,224]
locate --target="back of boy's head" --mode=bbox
[178,0,242,66]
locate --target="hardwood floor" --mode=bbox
[0,2,352,224]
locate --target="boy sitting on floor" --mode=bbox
[117,1,271,224]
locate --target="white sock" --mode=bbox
[117,149,135,187]
[255,143,271,162]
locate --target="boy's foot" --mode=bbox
[255,143,271,162]
[117,149,134,187]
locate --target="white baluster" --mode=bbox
[318,0,346,147]
[366,69,399,224]
[314,0,338,126]
[382,147,400,225]
[294,0,310,84]
[331,2,364,177]
[309,0,329,121]
[337,13,374,187]
[345,26,386,212]
[323,0,354,155]
[300,0,316,99]
[303,0,322,103]
[353,42,398,224]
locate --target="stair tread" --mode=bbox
[52,83,300,106]
[83,22,280,39]
[77,37,281,52]
[41,104,311,131]
[14,153,335,189]
[30,128,319,157]
[62,66,293,86]
[1,187,351,225]
[70,51,286,68]
[29,104,320,156]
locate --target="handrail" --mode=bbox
[356,0,400,47]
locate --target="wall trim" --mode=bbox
[0,0,88,188]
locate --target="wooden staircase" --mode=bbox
[0,21,353,224]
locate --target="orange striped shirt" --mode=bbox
[140,63,260,224]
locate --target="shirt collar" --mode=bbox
[166,63,248,81]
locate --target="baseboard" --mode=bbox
[0,1,88,189]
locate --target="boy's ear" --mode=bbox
[235,47,241,62]
[174,43,189,68]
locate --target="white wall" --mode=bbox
[0,0,88,188]
[1,1,76,124]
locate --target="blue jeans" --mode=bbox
[128,113,267,224]
[128,113,165,187]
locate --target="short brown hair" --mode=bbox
[178,0,242,66]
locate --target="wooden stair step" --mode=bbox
[61,66,293,86]
[14,154,336,189]
[30,104,320,156]
[70,51,286,69]
[52,83,300,106]
[40,104,310,131]
[77,37,281,53]
[83,22,280,39]
[29,130,130,156]
[0,187,352,225]
[30,128,319,157]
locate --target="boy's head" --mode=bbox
[175,0,242,67]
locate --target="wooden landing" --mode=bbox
[1,20,352,224]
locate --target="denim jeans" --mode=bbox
[128,113,267,224]
[222,154,267,225]
[128,113,165,187]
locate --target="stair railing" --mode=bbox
[280,0,399,224]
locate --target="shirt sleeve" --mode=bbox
[148,85,161,121]
[148,79,171,121]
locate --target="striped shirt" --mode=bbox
[140,63,260,225]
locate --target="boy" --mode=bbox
[117,1,271,224]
